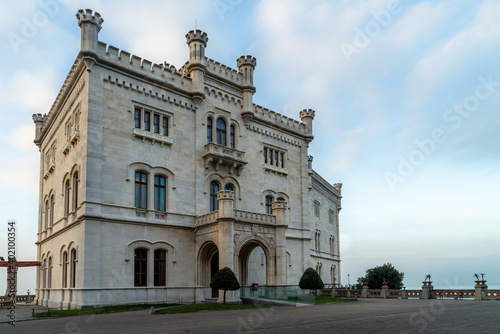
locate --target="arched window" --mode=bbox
[62,251,68,288]
[265,196,273,214]
[224,183,234,192]
[154,175,166,211]
[330,236,335,255]
[207,117,213,143]
[277,197,285,203]
[134,248,148,287]
[135,172,148,209]
[216,118,226,146]
[42,259,47,289]
[50,195,54,227]
[210,181,219,212]
[230,125,235,148]
[72,172,79,211]
[64,180,70,216]
[48,257,52,289]
[70,249,77,288]
[154,249,166,286]
[44,200,49,230]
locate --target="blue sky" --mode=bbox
[1,0,499,293]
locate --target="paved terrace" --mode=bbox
[1,299,499,333]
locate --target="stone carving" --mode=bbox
[233,233,240,244]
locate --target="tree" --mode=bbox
[210,266,240,304]
[299,268,324,291]
[355,263,404,289]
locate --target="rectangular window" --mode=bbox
[154,175,166,211]
[154,249,166,286]
[329,210,334,224]
[153,114,160,133]
[163,117,169,136]
[314,201,320,218]
[134,108,141,128]
[144,111,151,131]
[134,249,148,287]
[135,172,147,209]
[263,145,286,168]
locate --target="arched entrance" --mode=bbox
[198,241,219,298]
[238,241,269,286]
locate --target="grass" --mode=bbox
[154,303,270,314]
[314,296,357,304]
[33,303,180,318]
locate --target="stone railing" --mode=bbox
[195,211,219,226]
[195,209,276,227]
[234,209,275,225]
[327,286,500,301]
[0,294,35,306]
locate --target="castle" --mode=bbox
[32,9,342,307]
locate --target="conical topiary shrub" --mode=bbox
[210,266,240,304]
[299,267,324,292]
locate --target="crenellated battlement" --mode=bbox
[205,57,243,85]
[95,41,188,89]
[253,104,305,136]
[186,29,208,45]
[237,55,257,69]
[299,109,316,119]
[76,9,104,30]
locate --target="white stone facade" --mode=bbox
[32,9,342,308]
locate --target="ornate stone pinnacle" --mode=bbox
[186,29,208,46]
[76,9,104,30]
[237,55,257,70]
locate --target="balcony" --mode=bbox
[132,128,173,146]
[203,143,247,175]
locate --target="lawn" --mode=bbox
[314,296,357,304]
[33,303,180,317]
[154,303,270,314]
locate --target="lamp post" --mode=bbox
[348,274,350,288]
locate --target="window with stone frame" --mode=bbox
[329,209,334,224]
[154,249,167,286]
[216,118,227,146]
[154,175,167,211]
[62,251,68,288]
[263,145,285,168]
[134,107,170,136]
[314,201,320,218]
[134,248,148,287]
[210,181,220,212]
[70,248,77,288]
[135,172,148,209]
[265,196,273,214]
[64,179,71,216]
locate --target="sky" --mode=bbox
[0,0,499,294]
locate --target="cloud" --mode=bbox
[1,69,58,113]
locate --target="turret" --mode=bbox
[299,109,315,142]
[32,113,45,144]
[272,200,288,226]
[334,183,342,211]
[237,55,257,123]
[76,9,103,52]
[186,30,209,104]
[217,191,235,219]
[186,30,208,64]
